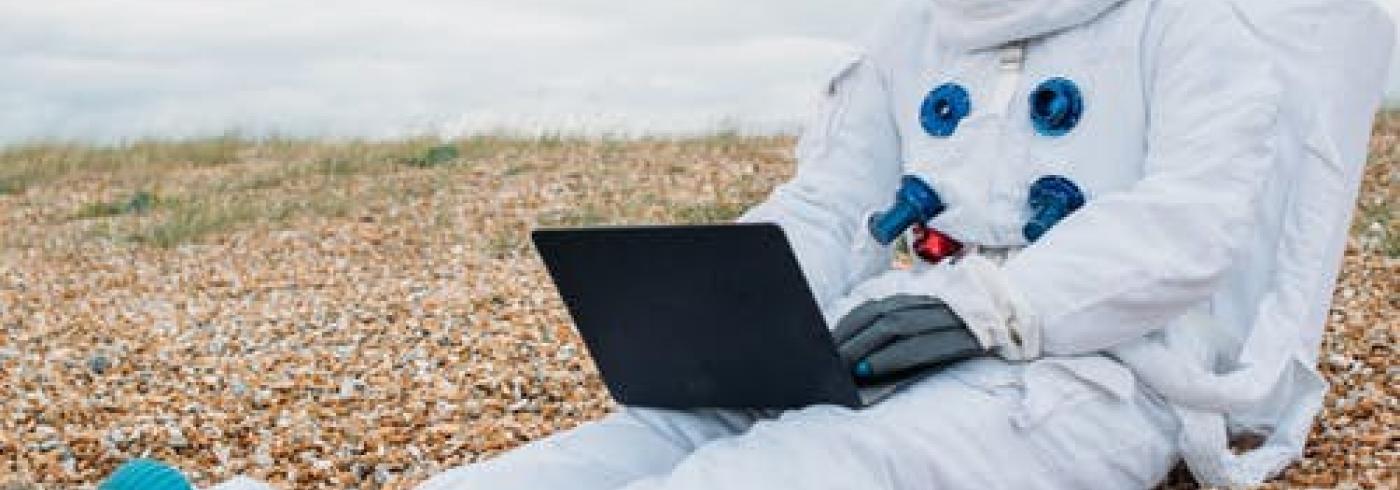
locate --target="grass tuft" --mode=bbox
[0,178,24,195]
[131,200,260,248]
[537,204,611,228]
[403,144,461,168]
[673,201,749,224]
[319,157,364,176]
[73,191,160,219]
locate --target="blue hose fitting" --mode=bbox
[100,459,193,490]
[1024,175,1085,243]
[920,83,971,138]
[1029,78,1084,137]
[869,175,945,245]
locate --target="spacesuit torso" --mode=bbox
[744,0,1393,486]
[885,2,1148,248]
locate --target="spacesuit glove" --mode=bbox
[825,259,1042,363]
[832,295,989,383]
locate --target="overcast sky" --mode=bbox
[2,0,1397,145]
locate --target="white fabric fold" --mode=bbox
[929,0,1127,50]
[936,255,1041,360]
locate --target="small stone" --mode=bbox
[374,466,394,485]
[88,354,112,375]
[167,425,189,449]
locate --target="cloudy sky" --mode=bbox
[2,0,1397,145]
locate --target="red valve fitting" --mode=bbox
[912,224,963,264]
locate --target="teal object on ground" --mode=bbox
[100,459,193,490]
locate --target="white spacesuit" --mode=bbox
[413,0,1393,489]
[143,1,1387,490]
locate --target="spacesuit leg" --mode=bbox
[415,406,760,490]
[621,356,1180,490]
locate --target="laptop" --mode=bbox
[531,223,915,409]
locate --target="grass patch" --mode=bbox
[1354,112,1398,257]
[487,229,528,256]
[225,167,301,193]
[73,191,159,219]
[403,144,461,168]
[131,200,261,247]
[219,155,382,194]
[672,201,751,224]
[120,195,351,248]
[503,164,535,176]
[537,204,611,227]
[0,135,583,196]
[1354,200,1398,258]
[0,134,246,195]
[123,133,246,167]
[319,157,367,177]
[5,135,796,250]
[0,177,26,195]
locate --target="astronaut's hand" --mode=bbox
[833,295,988,383]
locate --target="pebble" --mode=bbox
[88,353,112,375]
[168,425,190,449]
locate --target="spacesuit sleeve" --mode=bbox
[739,53,903,311]
[974,0,1283,356]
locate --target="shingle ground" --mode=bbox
[1,118,1394,488]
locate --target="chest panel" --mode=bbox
[880,1,1152,245]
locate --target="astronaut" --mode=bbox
[410,0,1392,488]
[102,0,1391,488]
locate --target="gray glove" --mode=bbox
[833,295,988,383]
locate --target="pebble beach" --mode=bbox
[1,116,1395,489]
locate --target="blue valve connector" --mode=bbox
[100,459,193,490]
[920,83,972,138]
[1029,78,1084,137]
[869,175,945,245]
[1024,175,1086,242]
